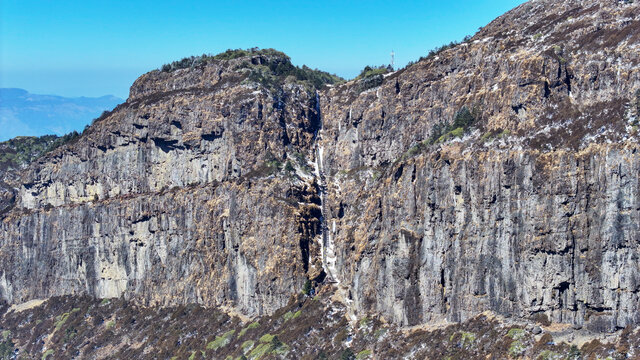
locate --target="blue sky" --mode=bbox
[1,0,525,99]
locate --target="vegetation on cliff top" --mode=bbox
[355,65,391,80]
[0,132,80,171]
[158,37,479,94]
[159,48,343,91]
[354,65,392,92]
[350,33,473,93]
[236,55,344,92]
[160,48,286,72]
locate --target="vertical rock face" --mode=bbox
[0,51,326,316]
[317,0,640,331]
[1,0,640,333]
[322,146,640,330]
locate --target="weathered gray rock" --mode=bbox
[317,0,640,331]
[0,51,325,317]
[1,0,640,334]
[322,145,640,330]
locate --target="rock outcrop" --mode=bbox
[1,0,640,336]
[313,0,640,331]
[0,51,327,317]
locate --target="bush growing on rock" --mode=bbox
[340,348,356,360]
[0,337,15,359]
[356,66,389,80]
[393,105,483,160]
[302,280,312,295]
[0,132,80,170]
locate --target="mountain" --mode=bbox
[0,88,123,141]
[0,133,81,216]
[1,0,640,359]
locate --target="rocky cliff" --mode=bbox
[317,0,640,332]
[0,51,329,318]
[1,0,640,349]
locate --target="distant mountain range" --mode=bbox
[0,88,123,141]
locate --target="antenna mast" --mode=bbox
[390,50,395,70]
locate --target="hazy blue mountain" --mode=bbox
[0,88,123,141]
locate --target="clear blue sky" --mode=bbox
[1,0,525,99]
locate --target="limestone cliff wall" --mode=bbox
[2,180,312,315]
[1,0,640,332]
[322,145,640,331]
[316,0,640,331]
[0,55,323,317]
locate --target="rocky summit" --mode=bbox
[2,0,640,359]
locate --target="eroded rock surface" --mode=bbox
[318,0,640,331]
[1,0,640,336]
[0,51,327,318]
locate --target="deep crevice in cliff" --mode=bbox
[310,90,339,286]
